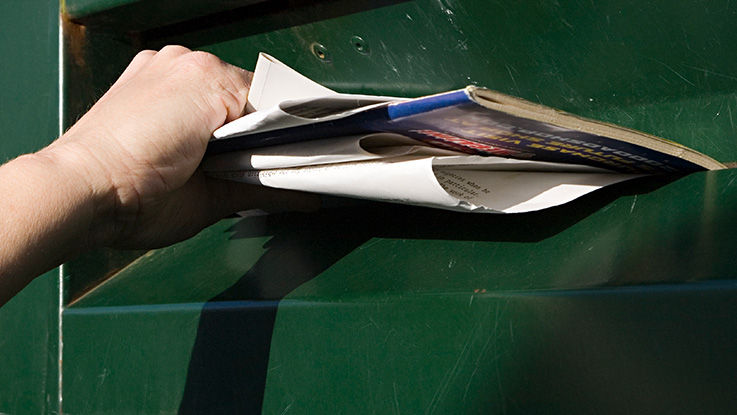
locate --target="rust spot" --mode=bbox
[61,12,87,68]
[66,249,151,306]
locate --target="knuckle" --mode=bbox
[159,44,191,56]
[187,51,223,70]
[178,51,224,78]
[135,49,155,58]
[169,50,247,121]
[218,84,246,111]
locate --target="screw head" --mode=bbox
[350,35,370,55]
[311,42,330,62]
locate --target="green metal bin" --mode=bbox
[2,1,737,413]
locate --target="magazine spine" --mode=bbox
[206,89,472,155]
[385,89,471,120]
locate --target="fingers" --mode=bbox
[101,47,188,102]
[105,46,251,138]
[219,65,253,123]
[183,51,252,127]
[119,45,193,86]
[238,70,254,117]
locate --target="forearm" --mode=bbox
[0,46,307,306]
[0,148,104,305]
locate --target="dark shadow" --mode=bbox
[178,198,372,413]
[178,174,677,414]
[142,0,412,50]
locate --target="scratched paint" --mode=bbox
[55,0,737,413]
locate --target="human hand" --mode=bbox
[42,45,315,248]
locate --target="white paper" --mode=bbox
[246,53,337,111]
[213,54,402,139]
[431,167,634,213]
[206,53,641,213]
[209,154,638,213]
[203,133,464,170]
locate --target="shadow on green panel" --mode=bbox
[177,174,675,413]
[178,212,370,413]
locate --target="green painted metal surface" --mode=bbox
[73,172,737,309]
[70,220,272,306]
[59,0,737,413]
[0,276,59,414]
[156,0,737,162]
[0,1,59,161]
[62,172,737,414]
[0,1,60,414]
[265,284,737,414]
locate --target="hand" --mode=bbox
[43,46,314,248]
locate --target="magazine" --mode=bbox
[204,53,724,213]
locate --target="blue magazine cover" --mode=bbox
[206,86,724,174]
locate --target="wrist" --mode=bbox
[33,140,118,248]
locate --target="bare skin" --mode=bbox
[0,46,314,306]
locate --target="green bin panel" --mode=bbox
[60,1,737,413]
[0,0,60,413]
